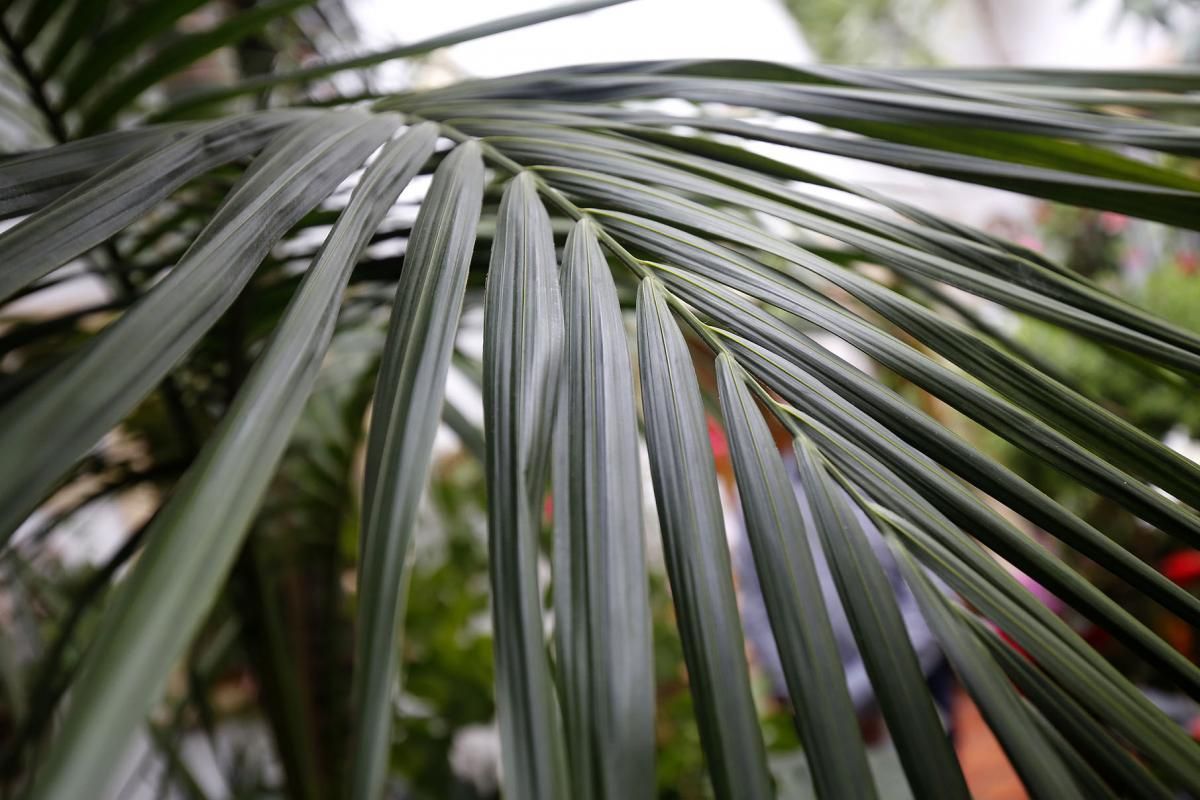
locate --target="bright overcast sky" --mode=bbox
[352,0,810,78]
[351,0,1177,80]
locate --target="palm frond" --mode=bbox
[3,2,1200,798]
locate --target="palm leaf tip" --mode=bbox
[484,170,568,800]
[555,216,654,800]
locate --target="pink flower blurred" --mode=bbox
[1016,235,1044,253]
[1099,211,1129,234]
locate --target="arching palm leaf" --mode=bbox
[3,1,1200,798]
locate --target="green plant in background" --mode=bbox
[780,0,944,64]
[392,452,496,799]
[4,1,1200,799]
[1006,213,1200,441]
[782,0,1197,66]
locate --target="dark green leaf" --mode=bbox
[349,132,482,800]
[553,219,654,800]
[77,0,316,135]
[636,278,772,800]
[24,112,411,800]
[792,435,969,800]
[0,111,307,303]
[0,111,397,546]
[484,172,568,800]
[716,354,875,800]
[59,0,209,108]
[883,531,1083,800]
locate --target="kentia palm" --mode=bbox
[2,0,1200,798]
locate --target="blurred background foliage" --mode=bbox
[781,0,945,64]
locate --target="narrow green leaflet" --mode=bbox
[349,135,482,800]
[1027,718,1120,800]
[973,615,1175,800]
[895,65,1200,92]
[0,111,306,303]
[76,0,316,135]
[0,111,398,546]
[25,114,417,800]
[715,355,875,800]
[553,219,654,800]
[13,0,68,49]
[792,435,969,800]
[484,172,568,800]
[722,332,1200,699]
[642,255,1200,628]
[884,511,1200,795]
[0,123,194,219]
[58,0,210,108]
[35,0,107,77]
[635,279,772,799]
[552,219,657,800]
[884,533,1083,800]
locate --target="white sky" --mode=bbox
[351,0,1179,80]
[352,0,811,79]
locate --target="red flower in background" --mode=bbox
[1177,251,1199,276]
[706,416,728,462]
[1162,550,1200,586]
